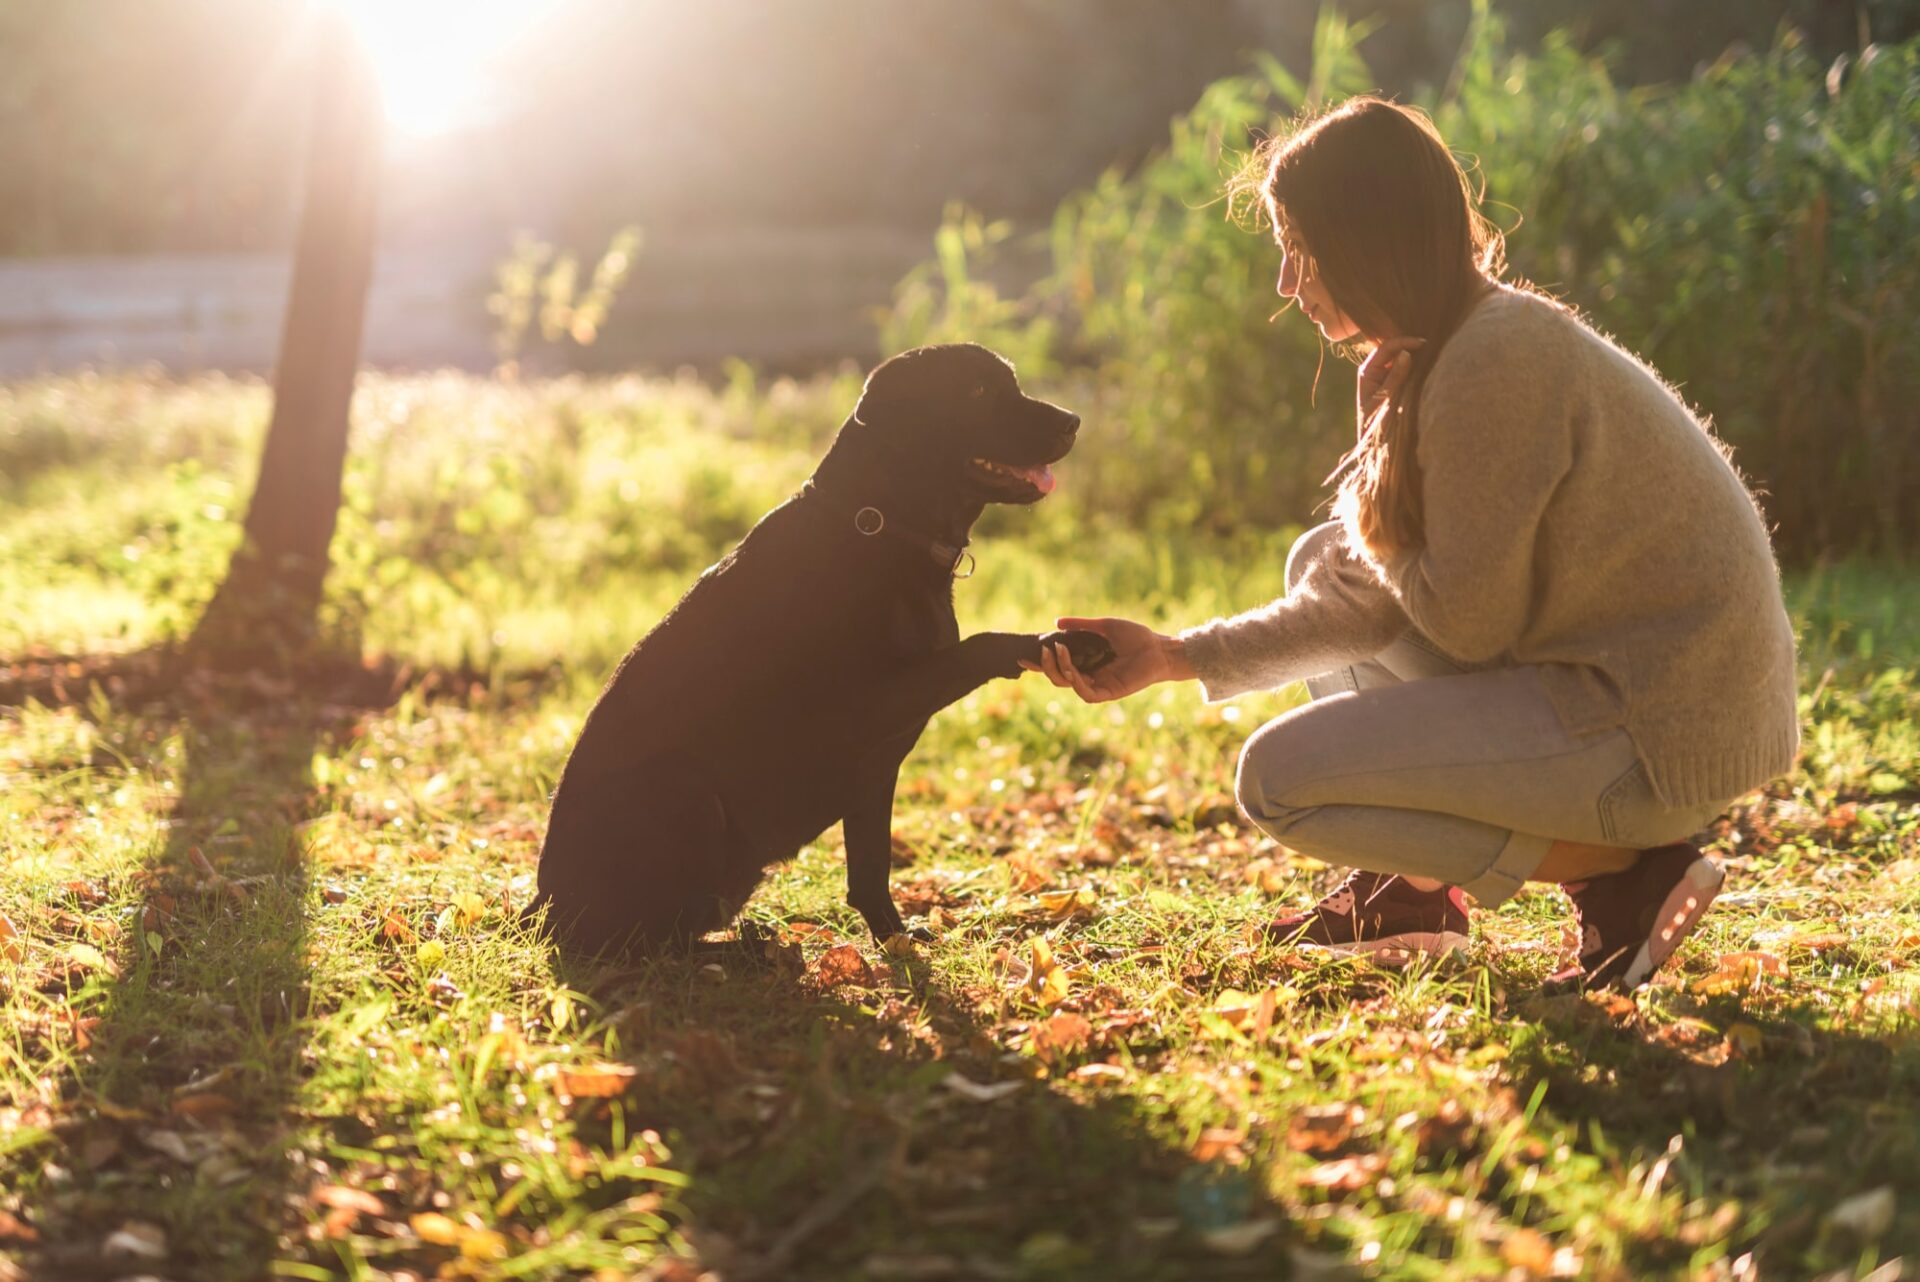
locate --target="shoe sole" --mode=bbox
[1301,930,1470,966]
[1618,856,1724,990]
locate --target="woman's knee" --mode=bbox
[1234,717,1317,833]
[1284,521,1344,593]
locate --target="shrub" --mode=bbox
[885,6,1920,559]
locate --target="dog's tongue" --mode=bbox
[1018,463,1058,496]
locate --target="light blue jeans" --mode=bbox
[1233,524,1730,906]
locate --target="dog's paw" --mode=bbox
[1040,629,1116,675]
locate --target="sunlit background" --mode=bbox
[328,0,566,139]
[0,0,1910,378]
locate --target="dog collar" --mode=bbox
[799,482,976,579]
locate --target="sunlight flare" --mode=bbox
[325,0,561,138]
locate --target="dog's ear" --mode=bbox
[853,355,915,429]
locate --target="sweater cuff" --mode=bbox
[1176,619,1266,703]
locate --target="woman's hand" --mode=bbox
[1019,616,1194,703]
[1357,336,1426,423]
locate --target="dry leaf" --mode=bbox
[1192,1127,1247,1164]
[1502,1228,1555,1275]
[1035,887,1099,922]
[0,913,24,964]
[1025,936,1070,1007]
[170,1093,239,1122]
[0,1211,37,1244]
[412,1211,461,1245]
[812,942,876,989]
[102,1220,168,1260]
[558,1062,637,1098]
[1288,1104,1361,1155]
[1415,1099,1475,1157]
[1029,1011,1092,1064]
[1071,1062,1130,1083]
[1824,1186,1896,1241]
[1693,951,1787,996]
[314,1184,385,1215]
[1299,1152,1384,1194]
[942,1073,1023,1103]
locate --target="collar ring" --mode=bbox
[853,506,885,536]
[952,550,977,580]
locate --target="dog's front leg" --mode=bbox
[843,762,925,942]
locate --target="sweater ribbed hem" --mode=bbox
[1635,723,1801,809]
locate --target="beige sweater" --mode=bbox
[1180,285,1800,808]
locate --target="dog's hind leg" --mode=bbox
[531,773,760,956]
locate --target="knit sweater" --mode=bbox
[1179,285,1800,808]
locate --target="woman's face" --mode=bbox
[1276,234,1362,344]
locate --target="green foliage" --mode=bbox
[883,7,1920,557]
[4,369,1920,1278]
[487,226,642,376]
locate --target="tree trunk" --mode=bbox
[193,11,381,665]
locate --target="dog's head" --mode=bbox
[844,344,1079,506]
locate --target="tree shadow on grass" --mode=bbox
[2,659,388,1281]
[1500,988,1920,1276]
[551,943,1294,1282]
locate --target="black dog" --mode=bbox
[523,344,1112,953]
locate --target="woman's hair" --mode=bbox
[1230,96,1508,564]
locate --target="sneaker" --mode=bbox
[1558,843,1724,992]
[1267,869,1471,961]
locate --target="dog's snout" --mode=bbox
[1061,412,1082,435]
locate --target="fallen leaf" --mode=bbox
[412,1211,461,1245]
[63,941,117,977]
[1823,1186,1895,1241]
[101,1221,168,1260]
[1724,1022,1764,1058]
[1029,1011,1092,1064]
[558,1063,637,1098]
[812,942,876,989]
[1192,1128,1247,1164]
[1024,936,1070,1007]
[1197,1219,1280,1256]
[1288,1103,1361,1155]
[1035,887,1100,922]
[1693,951,1787,996]
[314,1184,384,1216]
[1071,1062,1130,1083]
[942,1072,1023,1103]
[0,914,23,963]
[170,1093,239,1122]
[1502,1227,1555,1276]
[1299,1153,1384,1194]
[1415,1099,1475,1157]
[0,1211,37,1244]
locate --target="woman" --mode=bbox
[1027,97,1799,992]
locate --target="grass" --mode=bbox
[1,371,1917,1281]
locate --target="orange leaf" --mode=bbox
[811,942,876,989]
[1693,950,1787,995]
[1502,1227,1556,1276]
[1287,1104,1361,1155]
[411,1211,461,1245]
[0,913,24,964]
[1029,1011,1092,1064]
[1192,1127,1247,1164]
[314,1184,384,1216]
[170,1093,239,1121]
[557,1063,637,1098]
[1299,1152,1384,1194]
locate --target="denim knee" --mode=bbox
[1235,721,1311,836]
